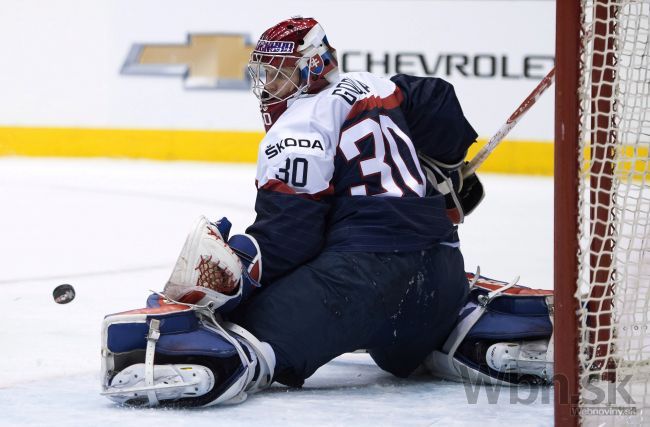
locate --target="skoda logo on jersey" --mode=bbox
[309,55,325,75]
[121,33,254,89]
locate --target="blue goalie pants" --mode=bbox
[228,244,468,387]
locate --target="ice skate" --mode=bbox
[102,363,215,406]
[486,340,553,383]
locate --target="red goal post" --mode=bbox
[555,0,650,425]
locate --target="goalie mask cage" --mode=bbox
[555,0,650,426]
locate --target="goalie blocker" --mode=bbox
[419,153,485,224]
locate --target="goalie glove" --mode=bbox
[418,153,485,224]
[163,216,262,313]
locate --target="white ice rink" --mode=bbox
[0,157,554,426]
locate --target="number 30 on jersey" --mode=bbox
[340,114,426,197]
[275,157,309,188]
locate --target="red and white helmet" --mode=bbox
[248,17,339,131]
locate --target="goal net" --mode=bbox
[556,0,650,425]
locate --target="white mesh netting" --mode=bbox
[576,0,650,425]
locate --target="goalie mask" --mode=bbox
[248,17,339,131]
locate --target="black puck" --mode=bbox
[53,284,76,304]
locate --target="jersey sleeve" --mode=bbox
[246,98,341,284]
[245,189,330,284]
[390,74,478,165]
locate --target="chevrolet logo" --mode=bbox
[121,33,253,89]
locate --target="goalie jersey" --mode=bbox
[247,72,478,283]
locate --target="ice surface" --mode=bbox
[0,158,553,426]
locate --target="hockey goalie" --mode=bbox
[100,17,554,407]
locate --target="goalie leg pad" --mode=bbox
[424,273,554,385]
[101,295,275,407]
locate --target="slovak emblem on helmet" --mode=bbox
[309,55,324,75]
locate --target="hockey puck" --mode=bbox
[53,284,76,304]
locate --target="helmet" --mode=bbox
[248,17,339,130]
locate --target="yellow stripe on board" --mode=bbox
[0,126,555,175]
[0,127,263,163]
[467,139,554,176]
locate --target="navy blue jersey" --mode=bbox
[246,72,477,283]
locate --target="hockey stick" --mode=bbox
[462,67,556,178]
